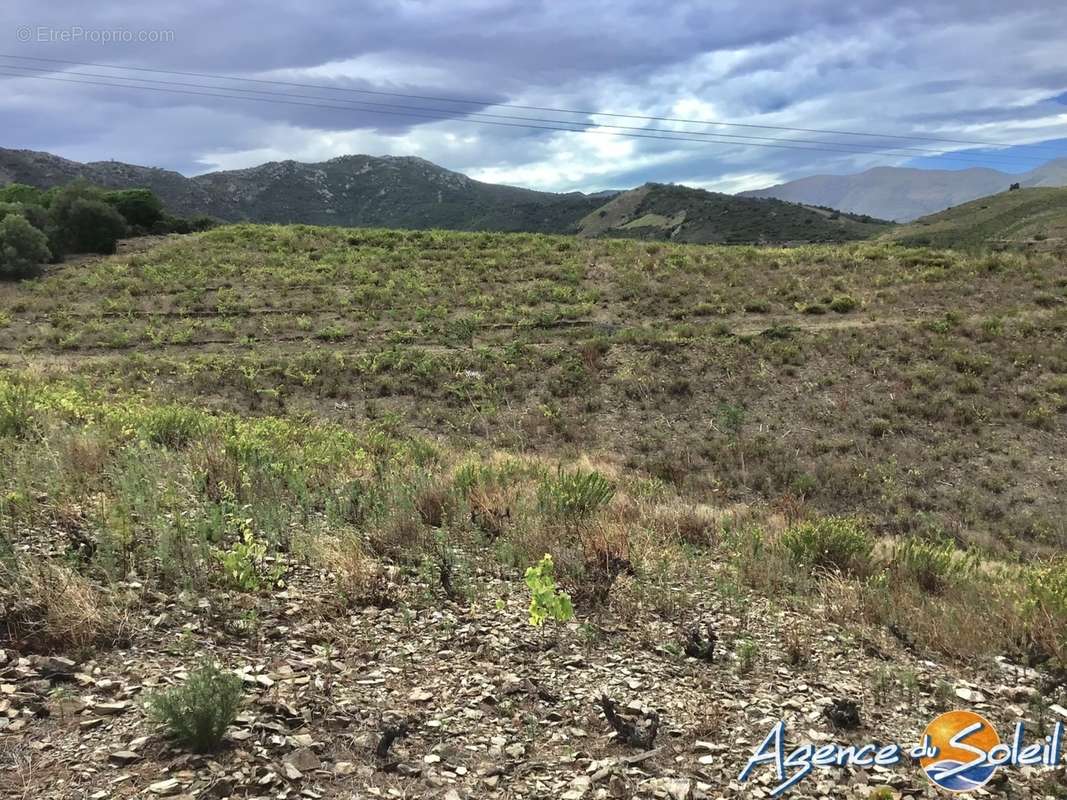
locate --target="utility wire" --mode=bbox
[0,62,1049,164]
[0,67,1056,167]
[1,52,1062,156]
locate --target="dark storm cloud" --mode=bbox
[0,0,1065,190]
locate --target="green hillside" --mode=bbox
[579,183,891,244]
[2,224,1063,550]
[886,186,1067,248]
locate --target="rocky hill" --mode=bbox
[0,147,886,242]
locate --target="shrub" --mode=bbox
[0,214,50,280]
[49,182,127,255]
[781,516,872,575]
[142,404,208,448]
[743,299,771,313]
[0,559,121,652]
[0,381,36,437]
[538,467,615,533]
[674,505,718,548]
[889,536,976,594]
[60,198,127,254]
[829,294,858,313]
[146,660,243,752]
[1025,560,1067,665]
[104,188,164,230]
[0,183,46,206]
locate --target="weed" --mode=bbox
[538,467,615,534]
[782,628,810,667]
[889,536,977,594]
[215,529,283,592]
[781,516,872,575]
[0,559,122,653]
[735,638,759,674]
[142,404,208,448]
[0,381,35,439]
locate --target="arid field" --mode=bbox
[1,227,1066,799]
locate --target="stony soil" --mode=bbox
[2,536,1063,800]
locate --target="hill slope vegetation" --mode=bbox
[885,185,1067,248]
[579,183,890,243]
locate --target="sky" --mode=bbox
[1,1,1066,194]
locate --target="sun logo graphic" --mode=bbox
[920,710,1000,792]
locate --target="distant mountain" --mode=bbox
[578,183,890,244]
[884,186,1067,248]
[0,146,885,243]
[0,147,218,216]
[0,147,606,233]
[740,158,1067,222]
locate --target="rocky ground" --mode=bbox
[3,534,1065,800]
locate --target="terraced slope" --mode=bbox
[2,226,1064,549]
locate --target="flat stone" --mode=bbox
[285,747,321,773]
[147,779,181,795]
[282,763,303,781]
[93,701,130,715]
[38,656,78,677]
[109,751,141,765]
[954,687,986,703]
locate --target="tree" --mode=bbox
[0,183,46,206]
[49,182,127,255]
[105,188,164,230]
[0,214,51,280]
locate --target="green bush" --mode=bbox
[104,188,164,230]
[0,183,46,206]
[538,466,615,531]
[781,516,872,575]
[0,381,36,437]
[142,404,208,448]
[829,294,858,313]
[146,661,243,752]
[889,536,976,594]
[61,198,127,255]
[0,214,50,280]
[49,182,127,255]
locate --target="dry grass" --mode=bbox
[0,560,125,653]
[313,534,399,611]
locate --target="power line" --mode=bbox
[0,62,1050,165]
[1,52,1062,156]
[0,67,1056,167]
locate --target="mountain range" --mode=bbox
[0,146,889,244]
[740,159,1067,222]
